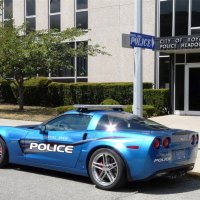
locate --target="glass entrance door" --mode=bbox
[185,64,200,115]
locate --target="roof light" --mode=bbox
[74,105,126,112]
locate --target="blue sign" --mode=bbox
[130,32,155,50]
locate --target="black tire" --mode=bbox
[0,138,9,168]
[88,148,127,190]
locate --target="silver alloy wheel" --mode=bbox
[91,152,118,187]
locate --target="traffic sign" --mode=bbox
[130,32,155,50]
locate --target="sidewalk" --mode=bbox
[0,119,40,126]
[0,116,199,174]
[152,115,200,175]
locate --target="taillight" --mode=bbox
[196,134,199,144]
[153,138,160,149]
[163,137,170,148]
[191,135,195,145]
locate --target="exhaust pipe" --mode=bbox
[167,170,186,179]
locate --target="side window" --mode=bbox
[45,114,92,131]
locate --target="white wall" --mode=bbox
[88,0,156,83]
[13,0,24,26]
[36,0,48,30]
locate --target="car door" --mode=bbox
[23,114,92,168]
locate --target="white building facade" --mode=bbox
[1,0,156,83]
[2,0,200,115]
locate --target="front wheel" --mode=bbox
[0,138,9,168]
[88,148,126,190]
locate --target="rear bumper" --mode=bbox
[127,145,198,181]
[140,163,195,181]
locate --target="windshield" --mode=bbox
[96,112,168,131]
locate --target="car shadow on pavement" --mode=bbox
[120,175,200,194]
[7,164,200,194]
[8,164,93,185]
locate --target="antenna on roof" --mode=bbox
[74,105,126,112]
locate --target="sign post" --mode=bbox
[133,0,143,117]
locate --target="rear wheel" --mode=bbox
[0,138,9,168]
[88,148,126,190]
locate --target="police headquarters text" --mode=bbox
[159,36,200,50]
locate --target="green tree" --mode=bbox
[0,21,108,110]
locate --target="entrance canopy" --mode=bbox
[155,35,200,53]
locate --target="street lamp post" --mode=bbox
[133,0,143,117]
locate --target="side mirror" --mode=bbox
[40,125,47,134]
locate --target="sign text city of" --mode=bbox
[130,32,155,50]
[155,35,200,51]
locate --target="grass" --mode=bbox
[0,104,57,122]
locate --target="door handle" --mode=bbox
[82,133,87,140]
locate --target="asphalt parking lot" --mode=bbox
[0,164,200,200]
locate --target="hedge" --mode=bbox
[143,89,169,115]
[48,82,153,106]
[11,77,52,106]
[56,105,74,114]
[0,78,169,116]
[101,99,120,105]
[124,105,155,118]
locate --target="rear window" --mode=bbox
[96,113,168,131]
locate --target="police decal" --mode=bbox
[29,143,74,154]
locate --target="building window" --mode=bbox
[159,0,200,37]
[26,0,35,16]
[49,0,61,31]
[191,0,200,34]
[25,0,36,33]
[175,0,189,36]
[159,54,170,89]
[50,42,88,82]
[50,0,60,13]
[4,0,13,19]
[160,0,172,37]
[26,17,36,33]
[77,0,88,10]
[50,15,60,30]
[175,65,185,111]
[76,0,88,29]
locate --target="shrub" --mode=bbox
[24,77,52,106]
[101,99,120,105]
[47,82,153,106]
[143,89,169,115]
[48,82,72,106]
[56,105,74,114]
[124,105,155,118]
[0,79,169,117]
[0,78,16,103]
[11,77,52,106]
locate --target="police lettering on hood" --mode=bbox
[30,143,74,154]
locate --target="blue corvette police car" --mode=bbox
[0,105,199,190]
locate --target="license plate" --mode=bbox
[174,149,186,160]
